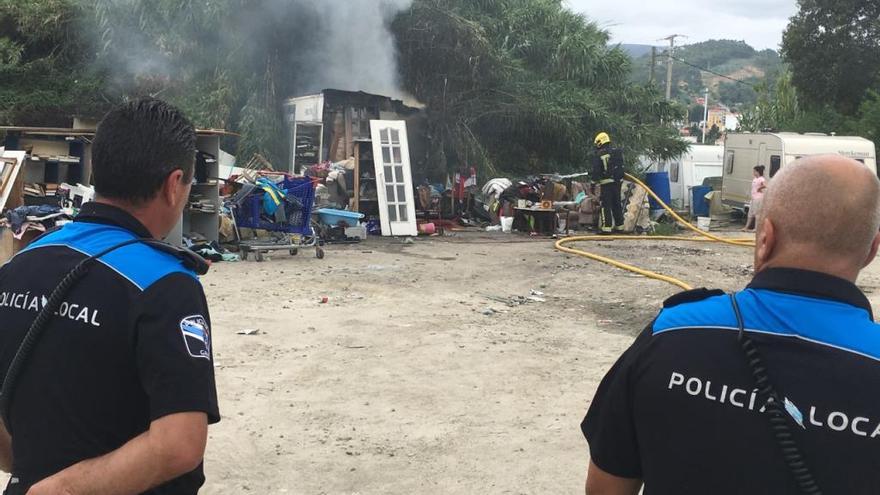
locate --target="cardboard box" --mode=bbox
[0,228,21,263]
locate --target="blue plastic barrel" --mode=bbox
[645,172,672,210]
[692,185,712,217]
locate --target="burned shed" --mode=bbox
[284,89,426,218]
[284,89,425,173]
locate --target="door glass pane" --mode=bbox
[394,166,404,183]
[388,204,397,222]
[396,185,405,200]
[770,155,781,178]
[386,185,395,202]
[382,146,391,163]
[398,204,408,222]
[391,129,400,144]
[384,166,393,182]
[393,146,402,163]
[380,129,390,144]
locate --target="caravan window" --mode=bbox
[670,162,680,183]
[770,155,781,178]
[725,151,735,174]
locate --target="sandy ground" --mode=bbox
[8,228,880,494]
[197,228,880,495]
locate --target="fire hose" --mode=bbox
[554,172,755,291]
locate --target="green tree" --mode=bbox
[738,72,802,131]
[3,0,688,175]
[782,0,880,115]
[705,124,721,144]
[688,104,705,124]
[0,0,106,126]
[855,91,880,143]
[392,0,686,176]
[717,80,759,108]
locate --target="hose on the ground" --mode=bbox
[554,173,754,291]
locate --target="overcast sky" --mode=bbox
[564,0,799,50]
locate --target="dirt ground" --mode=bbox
[195,227,880,495]
[10,228,880,494]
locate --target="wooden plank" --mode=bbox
[0,152,25,212]
[0,228,15,264]
[354,143,361,212]
[0,127,238,137]
[344,109,353,159]
[0,158,26,264]
[0,160,14,193]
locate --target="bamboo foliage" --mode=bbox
[393,0,686,176]
[2,0,685,174]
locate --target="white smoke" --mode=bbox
[282,0,415,97]
[94,0,415,99]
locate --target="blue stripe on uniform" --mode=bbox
[653,289,880,362]
[20,222,196,291]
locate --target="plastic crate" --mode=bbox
[316,208,364,227]
[233,177,315,235]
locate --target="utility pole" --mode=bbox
[702,87,710,144]
[661,34,686,101]
[650,46,657,84]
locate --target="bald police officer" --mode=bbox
[582,155,880,494]
[0,99,219,494]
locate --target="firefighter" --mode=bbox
[591,132,626,233]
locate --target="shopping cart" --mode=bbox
[230,176,324,261]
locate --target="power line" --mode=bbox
[662,53,758,88]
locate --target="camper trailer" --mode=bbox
[641,144,724,210]
[721,132,877,211]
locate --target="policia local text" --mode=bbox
[668,371,880,439]
[0,291,102,328]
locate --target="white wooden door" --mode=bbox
[371,121,418,236]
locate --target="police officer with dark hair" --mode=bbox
[591,132,625,234]
[0,98,219,494]
[581,155,880,494]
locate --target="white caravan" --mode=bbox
[721,132,877,211]
[643,144,724,210]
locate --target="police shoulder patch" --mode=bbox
[662,288,725,309]
[180,315,211,360]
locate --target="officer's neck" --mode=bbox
[758,255,860,285]
[93,197,169,240]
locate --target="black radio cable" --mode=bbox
[729,293,822,495]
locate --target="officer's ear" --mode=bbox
[863,231,880,269]
[754,218,776,272]
[161,168,189,208]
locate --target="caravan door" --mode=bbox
[371,121,418,237]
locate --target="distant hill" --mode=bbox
[620,44,659,58]
[628,39,784,111]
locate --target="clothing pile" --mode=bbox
[0,205,73,239]
[183,234,240,262]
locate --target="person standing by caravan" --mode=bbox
[743,165,767,232]
[592,132,626,233]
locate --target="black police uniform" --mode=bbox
[582,268,880,494]
[591,144,625,233]
[0,203,220,494]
